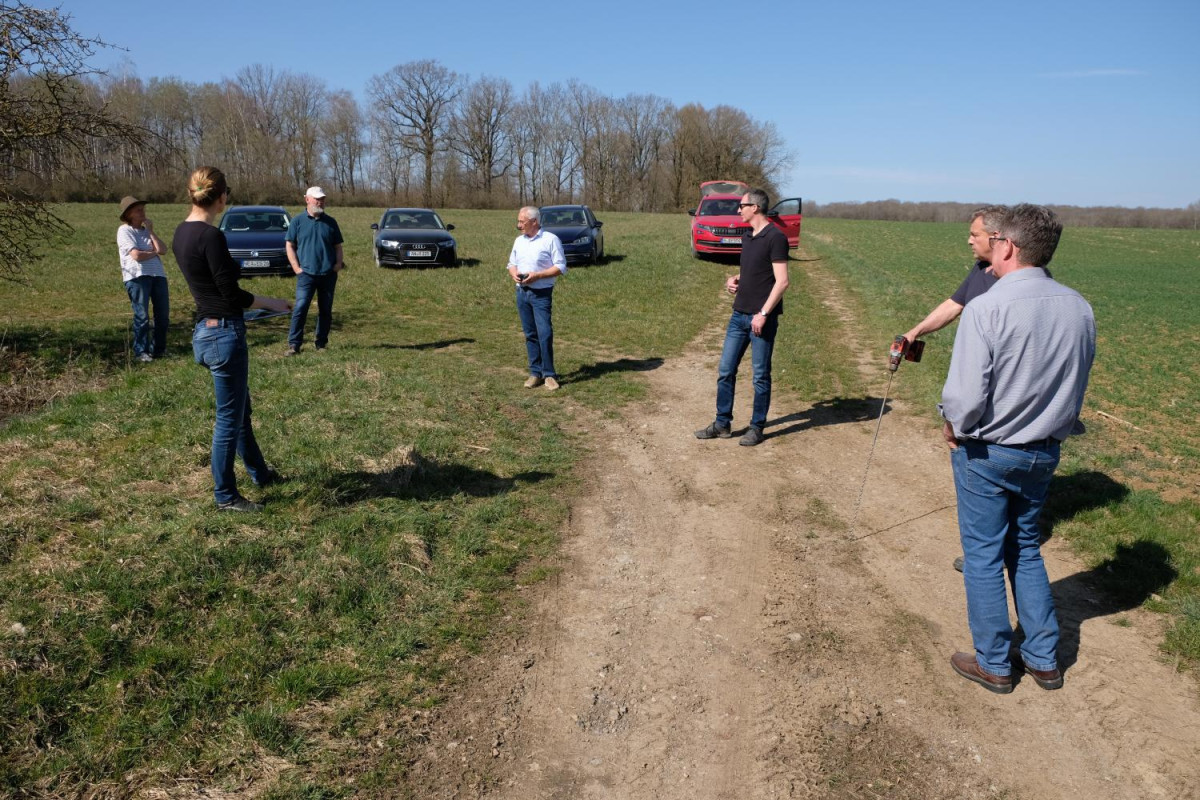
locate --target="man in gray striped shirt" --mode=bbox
[939,204,1096,695]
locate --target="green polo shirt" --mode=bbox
[286,212,343,275]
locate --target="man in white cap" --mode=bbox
[285,187,345,355]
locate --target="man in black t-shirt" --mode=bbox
[902,205,1007,344]
[695,189,791,447]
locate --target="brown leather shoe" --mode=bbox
[950,652,1013,694]
[1023,664,1063,690]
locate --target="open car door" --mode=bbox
[767,197,802,248]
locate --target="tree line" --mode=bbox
[7,54,789,212]
[805,199,1200,230]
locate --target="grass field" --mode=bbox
[1,205,1196,795]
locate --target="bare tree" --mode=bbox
[451,75,514,206]
[367,59,462,207]
[0,2,148,278]
[323,90,365,195]
[279,72,328,189]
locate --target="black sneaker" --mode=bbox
[695,422,732,440]
[739,426,765,446]
[217,496,264,512]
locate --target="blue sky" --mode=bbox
[61,0,1200,208]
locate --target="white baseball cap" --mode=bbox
[305,186,327,199]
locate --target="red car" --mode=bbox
[688,180,802,258]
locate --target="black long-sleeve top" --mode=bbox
[172,221,254,322]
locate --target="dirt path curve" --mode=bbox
[409,265,1200,799]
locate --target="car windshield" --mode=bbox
[698,198,741,216]
[542,209,586,226]
[381,211,443,230]
[220,211,288,232]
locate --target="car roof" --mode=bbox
[540,204,589,211]
[225,205,288,214]
[382,207,440,214]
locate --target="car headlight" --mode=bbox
[695,224,714,233]
[569,235,592,246]
[439,239,456,247]
[381,240,403,249]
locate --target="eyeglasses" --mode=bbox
[224,186,232,198]
[738,203,756,209]
[988,236,1008,244]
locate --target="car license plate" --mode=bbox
[408,250,433,258]
[720,237,741,244]
[243,260,270,268]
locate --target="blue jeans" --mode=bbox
[952,440,1061,676]
[516,285,555,378]
[289,271,338,348]
[125,275,169,356]
[193,319,270,504]
[716,311,778,430]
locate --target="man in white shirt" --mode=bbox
[507,206,567,391]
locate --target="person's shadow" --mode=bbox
[763,396,884,439]
[1050,539,1175,670]
[559,356,663,386]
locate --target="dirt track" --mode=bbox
[407,264,1200,798]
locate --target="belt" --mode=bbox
[200,317,241,328]
[1003,437,1061,449]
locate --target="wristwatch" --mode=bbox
[758,309,769,316]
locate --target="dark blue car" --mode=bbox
[540,204,605,265]
[218,205,293,277]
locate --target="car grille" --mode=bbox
[379,242,447,264]
[229,248,286,259]
[709,226,750,237]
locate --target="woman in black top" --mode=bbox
[172,166,291,512]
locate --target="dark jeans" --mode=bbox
[125,275,169,357]
[193,319,271,504]
[952,440,1061,675]
[515,285,555,378]
[716,310,779,430]
[289,271,338,348]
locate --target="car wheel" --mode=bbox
[589,244,599,265]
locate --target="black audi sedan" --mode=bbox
[539,204,604,264]
[218,205,294,277]
[371,208,458,267]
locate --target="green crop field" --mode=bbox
[0,205,1196,795]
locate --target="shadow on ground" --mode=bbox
[1041,470,1130,541]
[561,356,664,385]
[1051,539,1175,671]
[765,396,885,439]
[326,460,553,504]
[371,338,476,351]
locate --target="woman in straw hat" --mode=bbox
[116,195,169,362]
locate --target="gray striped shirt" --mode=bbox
[940,267,1095,445]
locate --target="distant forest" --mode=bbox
[6,58,788,214]
[805,199,1200,230]
[6,49,1195,229]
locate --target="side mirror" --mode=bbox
[446,224,455,231]
[370,223,379,230]
[595,220,603,227]
[687,209,696,216]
